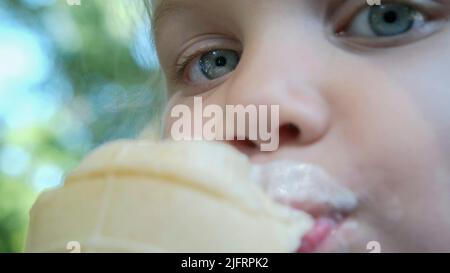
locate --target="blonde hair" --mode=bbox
[143,0,153,18]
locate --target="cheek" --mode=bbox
[325,57,450,249]
[327,65,438,201]
[400,54,450,164]
[161,91,228,138]
[379,27,450,166]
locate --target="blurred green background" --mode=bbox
[0,0,164,252]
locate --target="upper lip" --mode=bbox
[251,159,358,220]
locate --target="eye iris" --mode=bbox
[199,49,239,80]
[369,4,415,36]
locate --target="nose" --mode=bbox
[224,44,331,153]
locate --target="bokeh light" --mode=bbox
[0,0,163,252]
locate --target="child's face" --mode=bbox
[152,0,450,252]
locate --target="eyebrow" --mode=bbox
[151,0,450,34]
[151,0,188,37]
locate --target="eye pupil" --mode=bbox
[215,56,227,67]
[383,10,398,24]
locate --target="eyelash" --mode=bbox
[332,1,447,49]
[333,0,445,33]
[173,42,241,86]
[175,53,198,82]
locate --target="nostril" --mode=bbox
[279,123,301,145]
[228,138,258,156]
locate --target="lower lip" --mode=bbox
[297,217,339,253]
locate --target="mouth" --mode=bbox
[297,214,350,253]
[250,159,358,253]
[297,216,338,253]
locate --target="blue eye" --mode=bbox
[369,4,416,36]
[345,3,426,38]
[198,49,239,80]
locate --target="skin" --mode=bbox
[150,0,450,252]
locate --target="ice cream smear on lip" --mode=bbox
[250,160,358,252]
[251,160,358,216]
